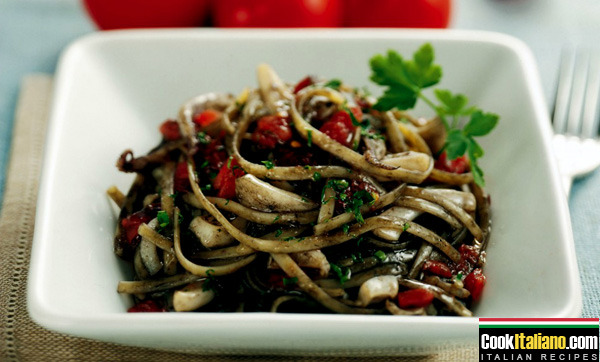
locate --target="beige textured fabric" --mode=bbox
[0,74,477,361]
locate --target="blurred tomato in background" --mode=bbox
[82,0,451,30]
[82,0,210,30]
[343,0,452,28]
[212,0,342,28]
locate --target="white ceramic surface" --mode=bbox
[27,29,581,355]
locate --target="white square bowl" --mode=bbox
[27,29,581,355]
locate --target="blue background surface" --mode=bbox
[0,0,597,318]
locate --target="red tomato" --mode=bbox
[422,260,453,278]
[159,119,181,141]
[127,300,166,313]
[397,288,435,309]
[212,0,342,28]
[251,115,293,149]
[464,268,486,302]
[434,151,469,174]
[82,0,210,30]
[174,162,191,192]
[193,109,222,128]
[344,0,452,28]
[213,157,246,199]
[319,110,358,147]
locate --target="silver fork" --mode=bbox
[552,47,600,196]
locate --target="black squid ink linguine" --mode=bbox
[108,44,497,316]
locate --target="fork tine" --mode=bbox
[552,48,575,134]
[566,49,590,135]
[581,50,600,139]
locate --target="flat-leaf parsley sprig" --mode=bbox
[369,43,499,186]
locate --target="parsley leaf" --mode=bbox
[324,79,342,90]
[369,43,499,187]
[463,110,499,137]
[370,44,441,112]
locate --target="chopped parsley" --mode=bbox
[275,229,283,238]
[197,131,210,144]
[200,160,210,169]
[283,277,298,286]
[456,272,464,281]
[261,160,275,169]
[351,252,364,263]
[272,215,280,223]
[283,236,296,242]
[374,250,387,261]
[330,263,351,285]
[307,130,312,147]
[157,210,170,230]
[342,223,350,234]
[312,172,322,182]
[403,222,411,231]
[369,43,499,186]
[345,190,376,224]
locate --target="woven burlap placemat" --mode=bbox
[0,75,477,361]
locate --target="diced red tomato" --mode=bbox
[422,260,453,278]
[293,76,315,94]
[451,244,480,274]
[434,151,469,174]
[121,210,154,245]
[201,137,229,169]
[463,268,486,302]
[193,109,222,128]
[251,115,293,149]
[213,157,246,199]
[319,110,358,147]
[397,288,435,309]
[127,300,166,313]
[159,119,181,141]
[173,162,190,192]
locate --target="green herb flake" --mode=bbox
[200,160,210,169]
[226,156,233,170]
[342,223,350,234]
[272,215,281,223]
[312,172,322,182]
[197,131,210,144]
[403,222,411,231]
[374,250,387,262]
[275,229,283,238]
[261,160,275,169]
[304,165,312,170]
[283,277,298,286]
[157,210,170,229]
[324,78,342,90]
[456,272,463,281]
[307,130,313,147]
[330,263,351,285]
